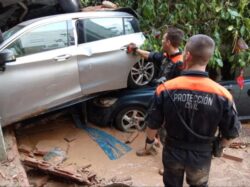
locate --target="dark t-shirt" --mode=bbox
[148,51,183,80]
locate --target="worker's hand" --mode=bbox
[126,43,138,54]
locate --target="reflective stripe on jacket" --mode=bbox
[146,70,241,146]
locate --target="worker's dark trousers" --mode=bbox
[162,147,211,187]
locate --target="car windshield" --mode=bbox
[3,25,24,41]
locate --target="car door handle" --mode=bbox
[120,46,127,51]
[54,54,71,61]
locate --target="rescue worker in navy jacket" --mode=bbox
[130,27,184,82]
[139,34,241,187]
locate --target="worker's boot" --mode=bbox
[136,145,158,156]
[136,137,160,156]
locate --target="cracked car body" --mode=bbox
[0,11,145,127]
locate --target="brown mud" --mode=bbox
[2,115,250,186]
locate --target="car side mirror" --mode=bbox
[0,49,16,71]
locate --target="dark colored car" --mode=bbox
[88,69,250,132]
[87,86,155,131]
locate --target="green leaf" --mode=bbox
[215,59,224,67]
[228,9,241,17]
[239,59,246,67]
[229,55,235,62]
[215,6,222,12]
[243,18,250,29]
[240,26,246,36]
[227,25,234,31]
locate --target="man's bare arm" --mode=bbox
[136,49,150,60]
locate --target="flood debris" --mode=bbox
[34,140,67,156]
[64,132,78,143]
[0,170,7,179]
[102,176,133,187]
[18,144,33,154]
[82,0,118,12]
[43,147,66,165]
[124,131,139,144]
[222,153,243,162]
[28,173,49,187]
[22,156,92,185]
[0,128,29,187]
[229,142,248,149]
[22,155,134,186]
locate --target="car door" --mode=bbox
[221,67,250,120]
[76,17,144,95]
[0,20,82,126]
[235,67,250,119]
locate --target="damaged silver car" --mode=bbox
[0,10,155,127]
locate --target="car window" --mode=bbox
[124,17,139,34]
[3,25,24,41]
[77,17,124,43]
[6,21,74,58]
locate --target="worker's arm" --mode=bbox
[135,48,150,60]
[219,100,241,148]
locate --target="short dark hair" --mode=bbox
[165,27,184,48]
[186,34,215,65]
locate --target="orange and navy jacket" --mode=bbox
[148,51,184,80]
[146,71,241,147]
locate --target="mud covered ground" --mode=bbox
[1,115,250,186]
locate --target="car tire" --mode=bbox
[115,106,147,132]
[128,59,155,88]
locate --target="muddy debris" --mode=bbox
[102,176,133,187]
[18,144,33,154]
[43,147,66,165]
[0,128,29,187]
[22,156,92,185]
[34,140,67,156]
[124,131,139,144]
[22,156,133,187]
[64,132,78,143]
[222,153,243,162]
[229,142,248,149]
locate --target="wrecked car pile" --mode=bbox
[1,1,250,187]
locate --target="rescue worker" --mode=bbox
[128,27,184,83]
[128,27,185,175]
[139,34,241,187]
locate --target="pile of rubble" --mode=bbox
[17,125,133,187]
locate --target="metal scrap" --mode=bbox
[124,131,139,144]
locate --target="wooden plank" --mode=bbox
[222,153,243,162]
